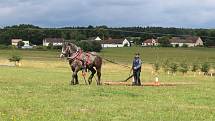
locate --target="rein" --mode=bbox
[87,52,131,69]
[102,57,131,69]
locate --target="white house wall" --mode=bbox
[123,39,131,46]
[11,39,22,46]
[142,43,159,46]
[23,41,30,47]
[102,44,124,48]
[53,43,63,46]
[43,40,63,46]
[44,43,63,46]
[171,43,195,47]
[186,43,195,47]
[195,38,204,46]
[43,43,49,46]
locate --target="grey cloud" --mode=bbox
[0,0,215,28]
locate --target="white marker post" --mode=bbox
[155,76,160,86]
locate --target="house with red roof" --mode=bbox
[142,38,159,46]
[43,38,64,46]
[170,36,203,47]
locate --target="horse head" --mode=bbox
[60,42,80,58]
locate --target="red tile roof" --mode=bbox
[144,39,159,43]
[170,37,200,43]
[101,38,124,44]
[44,38,64,43]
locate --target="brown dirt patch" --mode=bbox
[103,81,198,86]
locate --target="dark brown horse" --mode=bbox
[60,43,102,85]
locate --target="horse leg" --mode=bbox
[93,56,102,85]
[71,66,79,85]
[71,71,79,85]
[74,74,79,85]
[71,71,75,85]
[74,67,80,85]
[88,67,96,85]
[69,66,75,85]
[96,68,101,85]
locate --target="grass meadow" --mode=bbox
[0,47,215,121]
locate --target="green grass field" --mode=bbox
[101,47,215,65]
[0,47,215,121]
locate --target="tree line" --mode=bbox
[0,24,215,46]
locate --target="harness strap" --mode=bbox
[68,50,95,68]
[76,50,83,60]
[69,50,82,60]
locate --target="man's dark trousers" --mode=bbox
[133,69,141,86]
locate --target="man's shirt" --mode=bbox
[132,57,142,71]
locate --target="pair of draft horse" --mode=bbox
[60,43,102,85]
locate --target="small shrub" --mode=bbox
[153,62,160,73]
[78,40,102,52]
[191,63,199,72]
[8,45,16,49]
[196,45,204,47]
[170,63,178,75]
[179,63,189,74]
[47,43,53,49]
[91,41,102,52]
[175,44,179,48]
[17,41,25,48]
[158,36,172,47]
[182,44,188,48]
[52,45,62,50]
[78,41,92,51]
[201,63,210,75]
[162,59,170,74]
[124,43,128,47]
[8,55,22,66]
[192,63,200,76]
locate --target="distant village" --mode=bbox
[11,36,204,49]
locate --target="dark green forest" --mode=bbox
[0,24,215,46]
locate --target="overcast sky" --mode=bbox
[0,0,215,28]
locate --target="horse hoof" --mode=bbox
[97,83,102,86]
[70,82,75,85]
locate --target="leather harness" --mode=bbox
[70,50,92,66]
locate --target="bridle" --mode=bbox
[60,43,80,59]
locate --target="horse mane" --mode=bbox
[64,42,80,52]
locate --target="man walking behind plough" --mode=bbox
[132,53,142,86]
